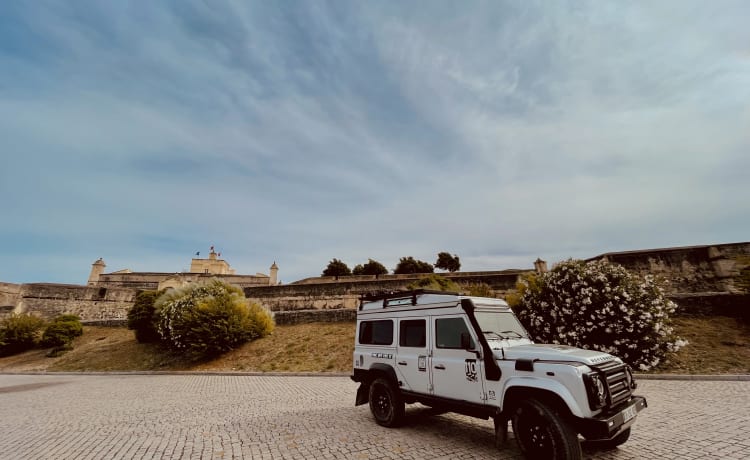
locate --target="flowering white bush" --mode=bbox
[155,280,274,358]
[513,259,686,371]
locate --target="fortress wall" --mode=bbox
[590,242,750,295]
[245,272,522,311]
[273,309,356,325]
[291,270,525,285]
[0,282,22,315]
[2,243,748,322]
[13,284,138,321]
[96,272,270,290]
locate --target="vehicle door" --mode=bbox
[395,318,430,393]
[430,315,485,404]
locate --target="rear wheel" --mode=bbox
[368,378,404,427]
[512,398,582,460]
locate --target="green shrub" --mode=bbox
[407,274,460,292]
[513,259,687,371]
[127,290,162,343]
[0,314,46,356]
[156,280,275,358]
[53,314,81,323]
[460,282,495,297]
[41,315,83,348]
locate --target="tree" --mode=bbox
[511,259,687,371]
[127,290,162,343]
[435,252,461,272]
[322,259,352,277]
[393,257,434,274]
[352,259,388,276]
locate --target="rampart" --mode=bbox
[589,242,750,294]
[1,242,748,323]
[245,271,523,311]
[0,283,137,321]
[95,272,269,290]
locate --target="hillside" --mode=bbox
[0,317,747,374]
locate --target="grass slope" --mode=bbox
[0,317,747,374]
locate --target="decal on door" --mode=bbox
[465,359,478,382]
[418,356,427,372]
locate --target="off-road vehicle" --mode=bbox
[351,290,647,460]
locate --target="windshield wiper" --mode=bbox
[500,330,524,338]
[484,330,524,340]
[482,330,504,339]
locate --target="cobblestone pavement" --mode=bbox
[0,374,748,459]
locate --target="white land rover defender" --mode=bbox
[351,290,647,460]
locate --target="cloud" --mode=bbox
[0,1,748,284]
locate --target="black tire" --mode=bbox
[368,378,405,427]
[585,427,631,450]
[512,399,582,460]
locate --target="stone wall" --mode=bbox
[0,283,138,321]
[2,242,748,323]
[590,242,750,295]
[245,271,522,311]
[273,309,356,325]
[95,272,269,290]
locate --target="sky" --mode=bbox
[1,1,749,285]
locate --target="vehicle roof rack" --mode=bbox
[359,289,459,310]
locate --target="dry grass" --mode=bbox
[0,317,747,374]
[646,315,750,374]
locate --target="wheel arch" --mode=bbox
[355,363,399,406]
[502,379,584,419]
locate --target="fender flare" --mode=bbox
[502,377,585,418]
[354,363,399,406]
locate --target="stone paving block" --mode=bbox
[0,375,748,459]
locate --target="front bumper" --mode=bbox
[575,396,647,440]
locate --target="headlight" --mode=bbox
[584,372,608,410]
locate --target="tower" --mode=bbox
[534,258,548,274]
[88,258,106,286]
[269,261,279,285]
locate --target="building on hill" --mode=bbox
[87,247,279,291]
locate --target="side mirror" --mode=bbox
[460,332,474,350]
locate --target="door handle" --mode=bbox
[398,361,407,366]
[434,364,446,370]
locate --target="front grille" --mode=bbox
[592,360,633,408]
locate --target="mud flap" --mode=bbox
[355,382,370,406]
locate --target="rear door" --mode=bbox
[395,318,430,393]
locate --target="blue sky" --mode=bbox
[1,1,749,285]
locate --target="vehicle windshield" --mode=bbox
[475,310,529,340]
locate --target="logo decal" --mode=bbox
[465,359,478,382]
[418,356,427,371]
[371,353,393,359]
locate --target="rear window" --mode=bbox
[399,319,426,347]
[359,320,393,345]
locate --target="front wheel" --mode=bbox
[512,399,582,460]
[368,378,404,427]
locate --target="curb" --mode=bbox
[0,371,351,377]
[0,371,747,381]
[634,374,750,381]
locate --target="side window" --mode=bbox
[359,320,394,345]
[399,319,426,347]
[435,317,475,349]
